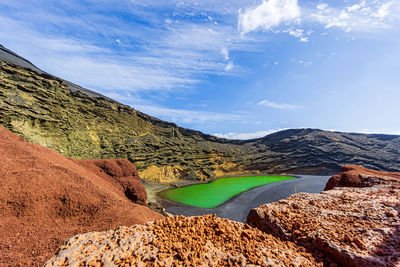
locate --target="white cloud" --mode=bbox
[134,105,242,124]
[288,28,303,38]
[237,0,399,41]
[311,1,397,32]
[258,100,302,110]
[317,4,328,11]
[287,28,309,42]
[374,1,393,19]
[357,129,400,135]
[225,61,234,71]
[221,47,230,60]
[0,0,259,127]
[213,128,400,140]
[299,37,309,42]
[238,0,301,34]
[298,60,312,67]
[0,15,248,94]
[213,128,288,140]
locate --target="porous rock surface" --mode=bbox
[0,126,163,265]
[324,164,400,190]
[247,165,400,267]
[45,215,320,267]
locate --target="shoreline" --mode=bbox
[156,175,331,222]
[156,175,299,209]
[143,173,302,207]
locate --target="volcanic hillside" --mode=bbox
[1,44,399,181]
[0,126,163,265]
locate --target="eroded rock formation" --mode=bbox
[0,126,163,265]
[247,165,400,266]
[324,164,400,190]
[45,215,320,267]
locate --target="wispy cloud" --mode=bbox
[1,0,272,95]
[286,28,309,42]
[135,105,242,124]
[213,128,288,140]
[356,129,400,135]
[258,100,302,110]
[311,0,398,32]
[1,0,399,130]
[214,128,400,140]
[0,0,262,125]
[238,0,400,38]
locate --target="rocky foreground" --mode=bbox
[247,165,400,266]
[0,126,163,265]
[46,165,400,266]
[46,215,319,266]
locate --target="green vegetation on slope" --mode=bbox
[159,176,295,208]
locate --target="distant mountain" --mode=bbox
[0,44,399,180]
[248,128,400,173]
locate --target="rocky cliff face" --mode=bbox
[0,126,163,265]
[247,165,400,266]
[1,46,400,181]
[0,59,250,182]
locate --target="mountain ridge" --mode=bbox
[1,44,399,180]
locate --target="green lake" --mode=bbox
[159,175,295,208]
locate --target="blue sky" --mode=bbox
[1,0,399,139]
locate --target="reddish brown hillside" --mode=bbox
[70,158,147,205]
[0,126,163,266]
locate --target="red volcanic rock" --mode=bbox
[247,185,400,266]
[324,164,400,190]
[0,126,163,266]
[46,215,321,267]
[70,159,147,205]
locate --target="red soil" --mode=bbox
[70,158,147,205]
[324,164,400,190]
[0,126,163,266]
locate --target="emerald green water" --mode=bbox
[159,176,295,208]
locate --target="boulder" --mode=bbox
[324,164,400,190]
[45,215,320,266]
[247,166,400,266]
